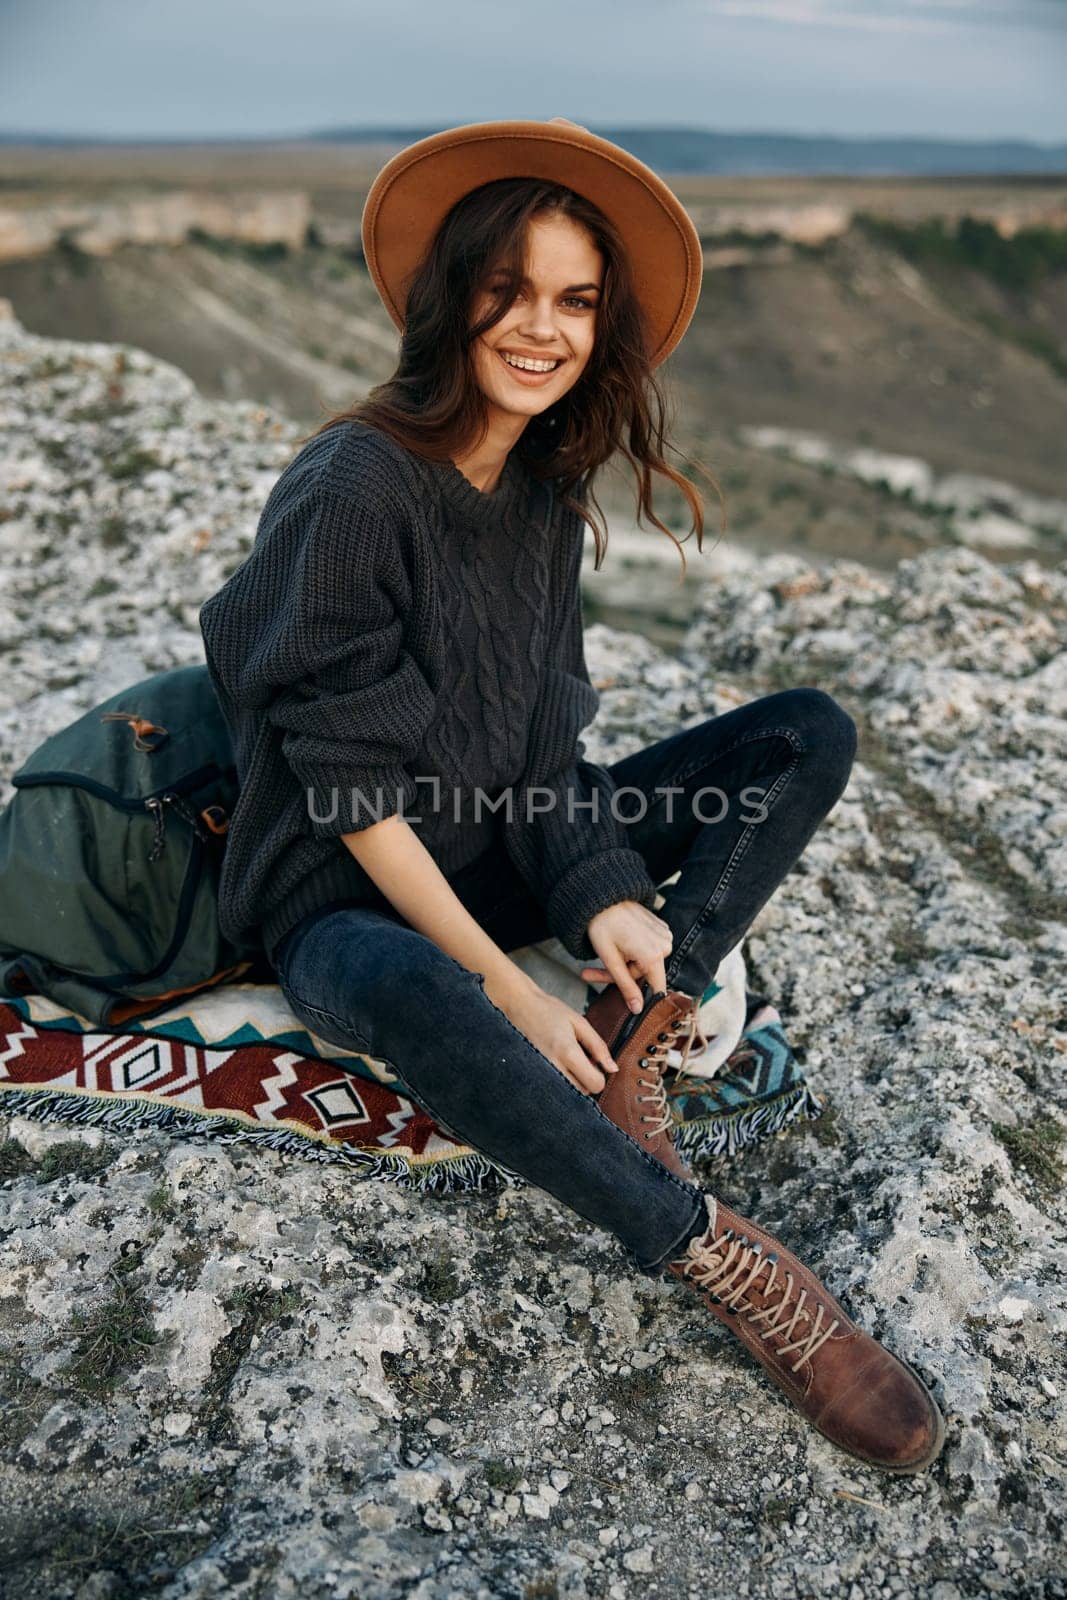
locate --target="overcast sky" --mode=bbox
[2,0,1064,144]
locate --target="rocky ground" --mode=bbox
[0,303,1064,1599]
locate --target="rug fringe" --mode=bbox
[0,1078,821,1191]
[0,1085,519,1197]
[675,1081,823,1164]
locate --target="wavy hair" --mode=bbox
[300,176,723,575]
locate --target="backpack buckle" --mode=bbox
[100,710,170,753]
[200,804,230,836]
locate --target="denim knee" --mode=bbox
[776,686,857,796]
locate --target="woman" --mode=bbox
[199,119,944,1473]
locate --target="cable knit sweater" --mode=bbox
[198,419,659,966]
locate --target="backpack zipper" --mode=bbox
[12,762,229,860]
[144,792,210,860]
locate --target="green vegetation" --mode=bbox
[0,1348,59,1453]
[98,513,128,547]
[245,239,289,263]
[702,227,783,250]
[856,212,1067,294]
[185,225,289,263]
[0,1133,113,1184]
[54,231,93,277]
[146,1181,178,1220]
[484,1459,523,1492]
[524,1579,560,1600]
[69,395,136,422]
[53,1242,176,1398]
[19,1471,224,1592]
[107,446,162,480]
[794,238,831,261]
[28,353,74,378]
[888,915,932,967]
[419,1249,463,1303]
[806,1099,841,1148]
[221,1280,302,1325]
[39,437,73,465]
[0,1134,34,1181]
[204,1281,303,1403]
[971,308,1067,382]
[993,1117,1064,1196]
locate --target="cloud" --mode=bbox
[0,0,1061,141]
[708,0,1066,31]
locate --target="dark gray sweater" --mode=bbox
[198,419,659,966]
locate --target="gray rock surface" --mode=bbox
[1,301,1064,1599]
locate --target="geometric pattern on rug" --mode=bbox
[0,975,821,1192]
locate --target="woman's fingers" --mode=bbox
[552,1010,620,1095]
[581,952,670,999]
[599,945,646,1013]
[560,1040,607,1096]
[647,955,669,997]
[646,919,673,997]
[575,1015,619,1076]
[580,956,641,983]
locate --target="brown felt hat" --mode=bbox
[361,118,703,369]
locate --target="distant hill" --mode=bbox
[0,125,1065,176]
[309,125,1067,177]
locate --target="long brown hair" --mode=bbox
[300,176,723,575]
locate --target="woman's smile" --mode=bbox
[495,347,567,385]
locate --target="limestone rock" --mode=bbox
[0,304,1063,1598]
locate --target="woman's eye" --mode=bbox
[489,286,594,312]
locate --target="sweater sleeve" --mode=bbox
[501,495,659,962]
[199,484,436,839]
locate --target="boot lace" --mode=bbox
[672,1214,841,1373]
[636,1002,710,1139]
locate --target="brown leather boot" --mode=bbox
[666,1193,946,1473]
[585,980,707,1182]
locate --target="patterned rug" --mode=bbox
[0,935,821,1193]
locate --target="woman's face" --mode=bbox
[469,211,603,426]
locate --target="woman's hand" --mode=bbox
[489,972,620,1096]
[580,901,674,1013]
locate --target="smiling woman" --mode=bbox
[319,134,720,570]
[467,213,604,451]
[198,119,945,1476]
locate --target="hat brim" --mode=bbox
[360,119,702,369]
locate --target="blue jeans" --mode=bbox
[271,687,857,1276]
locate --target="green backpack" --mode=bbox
[0,663,258,1025]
